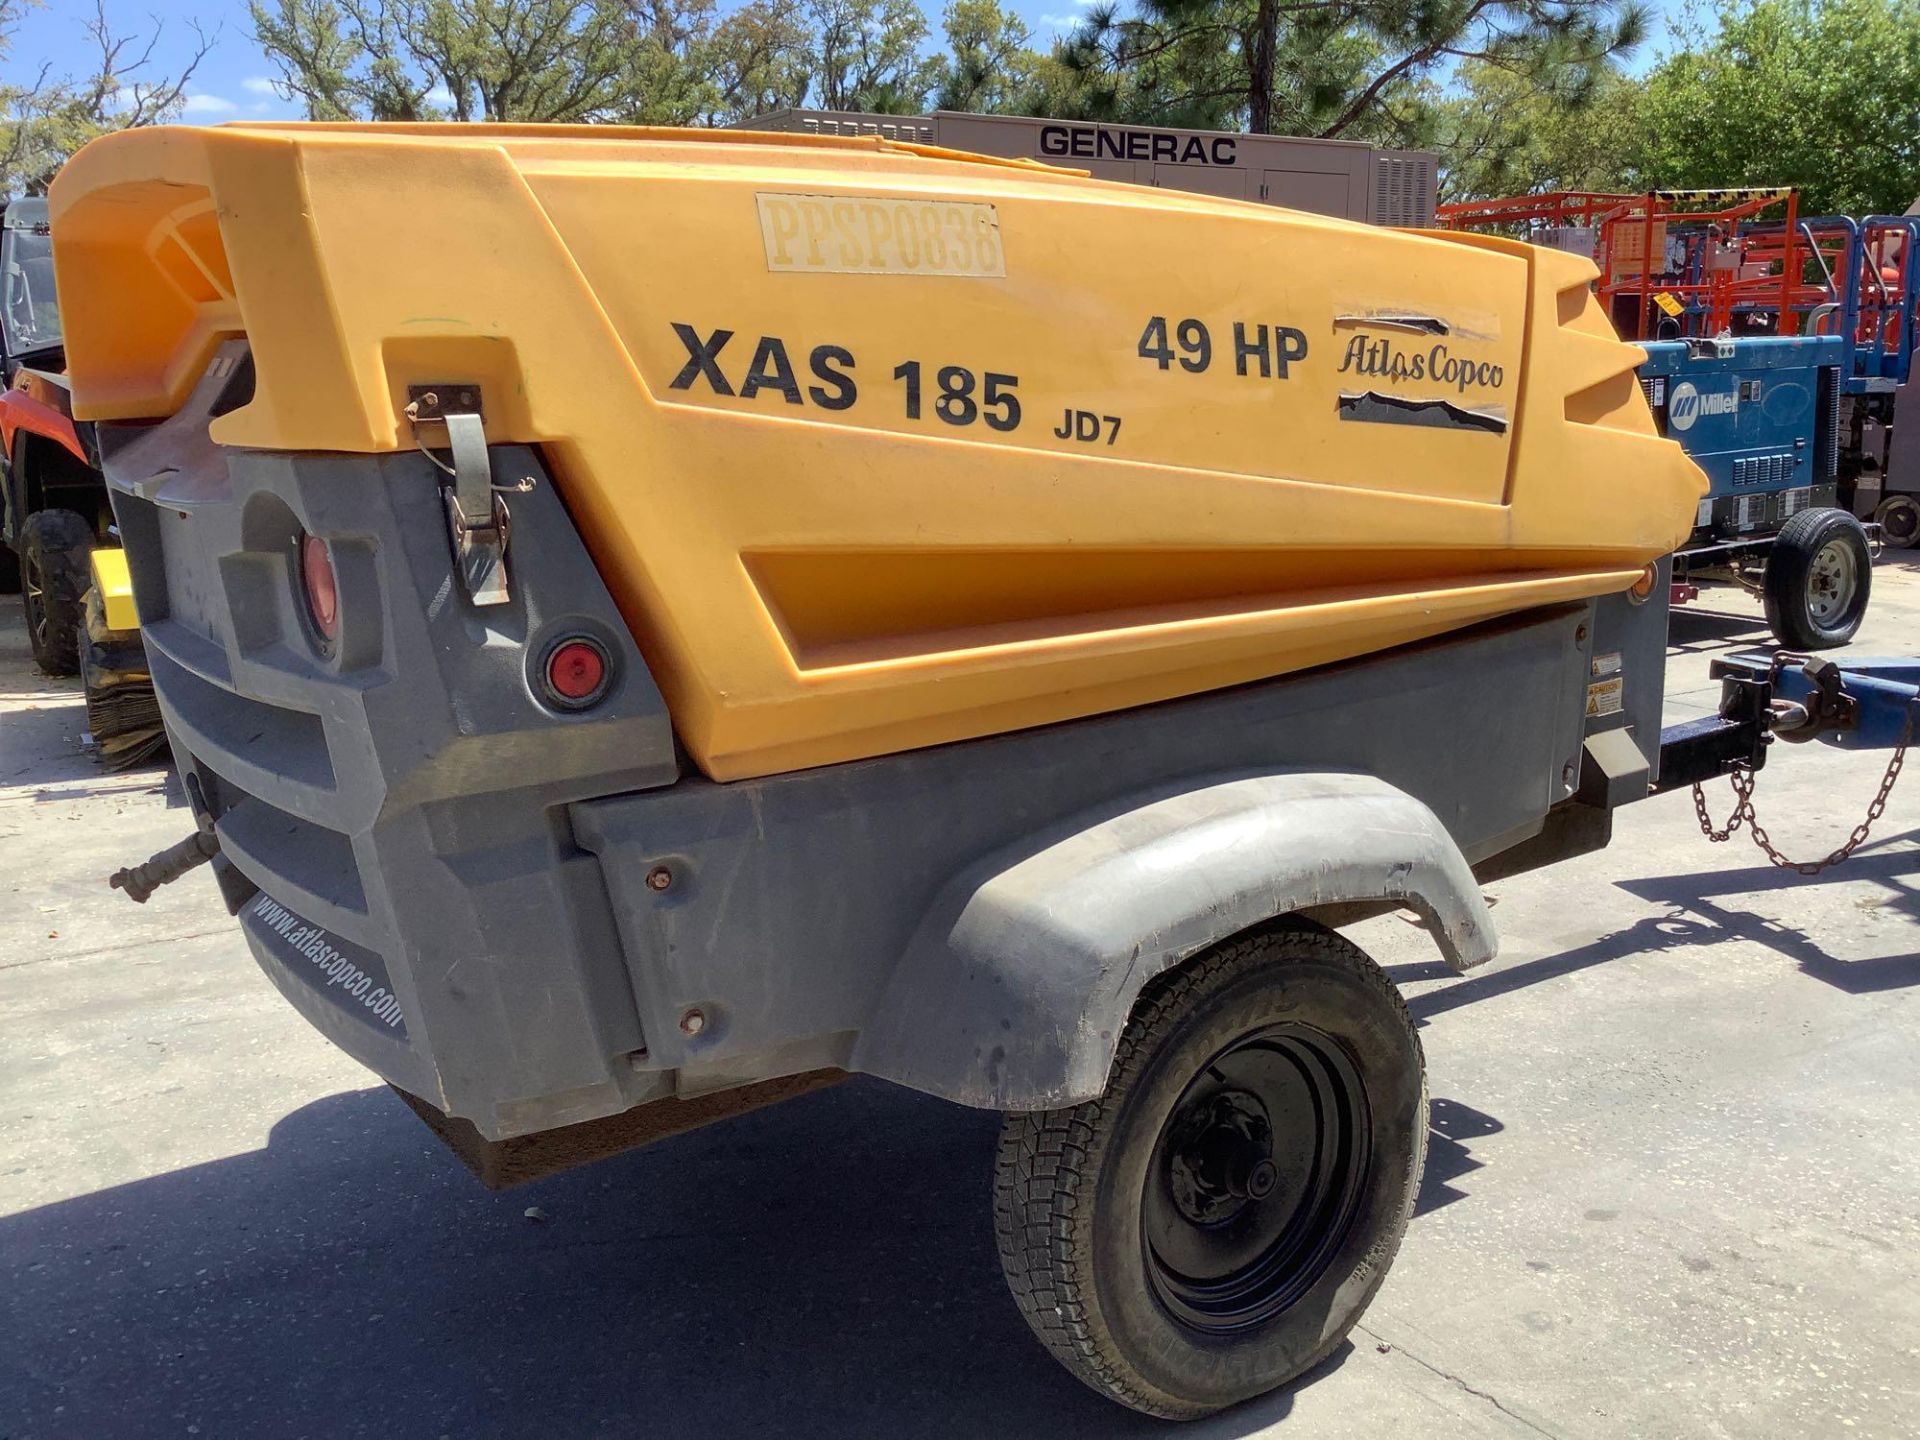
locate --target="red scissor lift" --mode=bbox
[1440,191,1920,546]
[1437,190,1913,646]
[1435,188,1815,341]
[1740,212,1917,376]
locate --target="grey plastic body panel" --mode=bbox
[103,350,682,1135]
[855,772,1491,1109]
[107,349,1670,1142]
[569,600,1631,1123]
[1585,556,1672,788]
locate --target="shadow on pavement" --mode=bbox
[19,833,1911,1434]
[0,659,175,801]
[1395,912,1713,1023]
[1865,547,1920,574]
[1617,833,1920,994]
[3,1077,1335,1440]
[1664,602,1772,653]
[1385,829,1920,1018]
[1415,1097,1502,1217]
[50,825,1919,1433]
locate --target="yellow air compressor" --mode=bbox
[60,122,1701,1418]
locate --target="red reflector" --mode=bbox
[545,639,607,703]
[300,533,339,642]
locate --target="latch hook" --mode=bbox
[406,384,511,607]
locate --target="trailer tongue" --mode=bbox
[55,120,1704,1418]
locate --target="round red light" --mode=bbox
[300,532,339,642]
[545,638,608,704]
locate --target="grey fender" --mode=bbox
[852,771,1496,1111]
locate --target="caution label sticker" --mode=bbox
[1586,677,1625,717]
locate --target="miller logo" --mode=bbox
[1667,380,1738,433]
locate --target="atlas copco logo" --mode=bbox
[1667,379,1739,433]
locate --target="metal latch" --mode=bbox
[1767,654,1860,743]
[406,384,511,607]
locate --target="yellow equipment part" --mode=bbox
[88,546,140,633]
[50,123,1704,781]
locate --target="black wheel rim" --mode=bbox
[1143,1022,1371,1335]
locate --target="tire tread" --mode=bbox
[1763,506,1870,650]
[20,507,94,676]
[991,921,1423,1419]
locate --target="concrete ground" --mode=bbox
[3,564,1918,1440]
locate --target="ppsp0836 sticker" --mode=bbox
[757,193,1006,277]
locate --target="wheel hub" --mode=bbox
[1143,1023,1372,1336]
[1166,1089,1277,1225]
[1807,539,1857,623]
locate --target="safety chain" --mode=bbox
[1691,708,1913,875]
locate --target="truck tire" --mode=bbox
[993,920,1426,1419]
[1874,495,1920,549]
[1764,507,1871,650]
[20,508,94,676]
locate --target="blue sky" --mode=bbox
[1,0,1688,123]
[4,0,302,122]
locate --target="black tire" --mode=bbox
[1763,507,1871,650]
[1874,495,1920,550]
[993,921,1426,1419]
[20,507,94,676]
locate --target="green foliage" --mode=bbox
[1437,61,1644,202]
[171,0,1920,225]
[253,0,941,124]
[252,0,650,121]
[810,0,933,111]
[239,0,1663,189]
[1052,0,1645,139]
[924,0,1061,113]
[618,0,723,124]
[703,0,814,118]
[0,0,213,194]
[1635,0,1920,216]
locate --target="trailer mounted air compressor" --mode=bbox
[57,120,1702,1419]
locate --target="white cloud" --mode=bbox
[1041,11,1080,25]
[182,93,238,115]
[241,76,279,96]
[425,83,454,108]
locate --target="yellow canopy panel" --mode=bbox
[51,122,1704,780]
